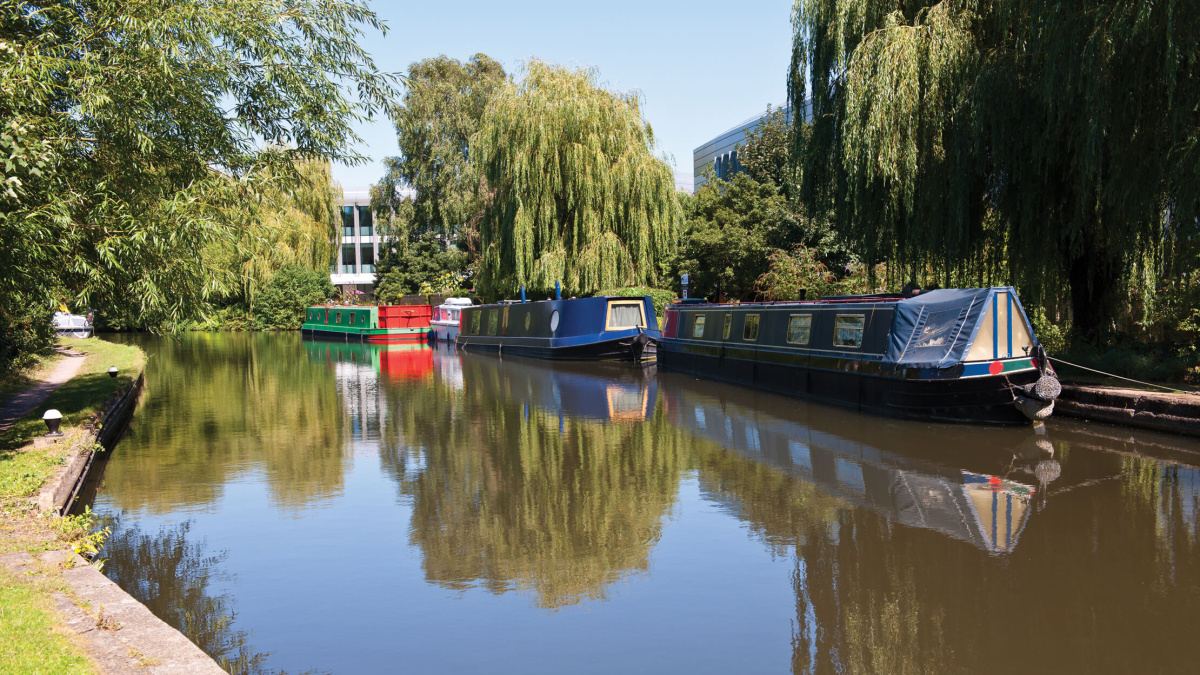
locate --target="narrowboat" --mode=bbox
[431,298,473,342]
[457,295,659,362]
[658,287,1060,425]
[301,304,432,343]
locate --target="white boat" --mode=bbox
[53,310,93,339]
[431,298,472,342]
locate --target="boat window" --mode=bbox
[834,315,866,348]
[605,301,646,331]
[524,313,532,331]
[336,312,342,324]
[550,310,560,333]
[502,307,509,334]
[743,314,760,341]
[488,310,499,335]
[787,314,812,345]
[471,311,481,335]
[722,313,732,339]
[350,313,356,325]
[692,314,706,338]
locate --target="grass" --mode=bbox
[0,569,98,675]
[0,337,144,675]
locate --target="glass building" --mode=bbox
[692,103,805,192]
[331,187,413,297]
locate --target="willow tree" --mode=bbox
[0,0,398,368]
[789,0,1200,339]
[471,60,681,299]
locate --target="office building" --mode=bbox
[692,104,805,191]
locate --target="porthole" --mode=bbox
[550,310,560,333]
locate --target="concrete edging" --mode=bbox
[1056,384,1200,438]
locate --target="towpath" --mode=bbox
[0,348,86,433]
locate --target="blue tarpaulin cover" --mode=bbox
[883,288,996,368]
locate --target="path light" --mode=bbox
[107,367,118,378]
[42,409,63,437]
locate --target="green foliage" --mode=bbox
[0,296,54,377]
[0,0,399,366]
[789,0,1200,341]
[755,246,837,300]
[738,105,797,196]
[472,60,681,299]
[594,287,676,322]
[374,54,507,248]
[375,233,467,304]
[251,265,336,331]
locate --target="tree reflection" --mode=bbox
[99,333,346,513]
[380,355,687,609]
[101,518,270,674]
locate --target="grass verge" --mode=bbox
[0,337,144,675]
[0,570,98,675]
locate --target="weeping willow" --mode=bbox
[204,157,341,302]
[790,0,1200,338]
[471,60,681,299]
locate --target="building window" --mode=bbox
[722,313,732,339]
[743,314,760,341]
[341,206,354,237]
[341,244,356,274]
[692,314,706,338]
[834,315,866,348]
[360,244,374,274]
[357,205,373,236]
[787,314,812,345]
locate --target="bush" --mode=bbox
[251,265,335,331]
[375,233,467,304]
[595,287,676,323]
[0,295,55,377]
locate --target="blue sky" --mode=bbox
[333,0,796,192]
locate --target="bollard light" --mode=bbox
[107,366,118,378]
[42,409,63,437]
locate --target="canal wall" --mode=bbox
[1056,384,1200,438]
[37,372,145,515]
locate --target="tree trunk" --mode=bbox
[1067,241,1121,345]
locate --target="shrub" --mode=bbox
[251,265,335,331]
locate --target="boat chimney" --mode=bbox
[555,281,561,300]
[520,286,527,303]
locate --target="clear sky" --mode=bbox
[333,0,796,192]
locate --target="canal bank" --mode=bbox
[0,338,224,674]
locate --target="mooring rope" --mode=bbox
[1048,356,1199,396]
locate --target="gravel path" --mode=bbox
[0,350,86,433]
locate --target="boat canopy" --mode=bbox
[884,287,1037,369]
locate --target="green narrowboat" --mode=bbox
[301,305,432,343]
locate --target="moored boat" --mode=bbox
[431,297,472,342]
[52,310,93,338]
[658,287,1061,425]
[457,295,659,362]
[301,304,432,343]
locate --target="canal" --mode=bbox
[87,333,1200,674]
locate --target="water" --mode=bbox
[87,333,1200,674]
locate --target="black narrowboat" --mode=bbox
[457,295,659,362]
[658,287,1060,425]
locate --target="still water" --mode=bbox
[88,333,1200,674]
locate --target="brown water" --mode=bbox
[88,333,1200,674]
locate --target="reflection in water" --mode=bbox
[102,519,270,674]
[378,355,681,608]
[90,335,1200,673]
[101,333,346,513]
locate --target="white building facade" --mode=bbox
[692,104,804,192]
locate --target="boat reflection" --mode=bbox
[661,374,1054,554]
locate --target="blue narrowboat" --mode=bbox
[658,287,1061,425]
[457,295,659,362]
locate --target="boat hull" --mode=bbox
[658,342,1040,425]
[459,334,657,362]
[431,322,460,342]
[301,326,430,343]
